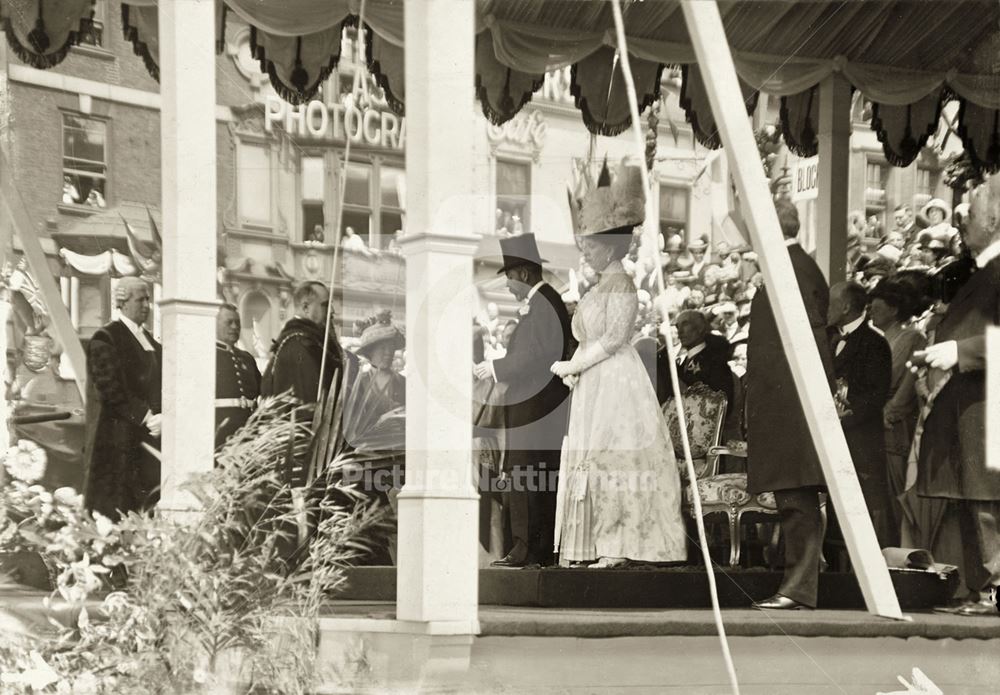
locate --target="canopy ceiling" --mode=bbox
[5,0,1000,170]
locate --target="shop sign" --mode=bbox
[792,156,819,201]
[264,94,406,150]
[486,109,546,160]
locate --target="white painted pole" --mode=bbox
[157,0,220,512]
[815,73,851,284]
[680,0,902,619]
[395,0,479,631]
[988,327,1000,472]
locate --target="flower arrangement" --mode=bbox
[0,397,388,693]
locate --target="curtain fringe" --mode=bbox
[779,91,818,158]
[870,94,943,169]
[362,23,406,117]
[2,10,95,72]
[249,25,341,106]
[570,62,664,138]
[473,72,544,127]
[679,66,759,151]
[121,4,159,83]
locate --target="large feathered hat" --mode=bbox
[568,157,645,237]
[355,309,404,359]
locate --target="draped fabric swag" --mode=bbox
[4,0,1000,169]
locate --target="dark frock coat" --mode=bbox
[260,318,354,404]
[917,254,1000,501]
[833,323,893,483]
[746,243,835,494]
[491,283,573,469]
[82,320,162,519]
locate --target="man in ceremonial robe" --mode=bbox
[82,277,162,520]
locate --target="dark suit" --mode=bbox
[261,317,348,404]
[491,283,572,564]
[657,332,734,405]
[917,252,1000,596]
[82,320,162,520]
[215,342,262,448]
[745,242,834,607]
[832,322,894,547]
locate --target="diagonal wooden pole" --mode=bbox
[680,0,902,619]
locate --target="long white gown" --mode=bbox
[555,260,688,563]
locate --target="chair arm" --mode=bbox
[708,440,747,458]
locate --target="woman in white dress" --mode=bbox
[552,162,687,568]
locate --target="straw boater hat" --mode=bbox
[567,158,645,237]
[688,235,709,252]
[355,310,404,359]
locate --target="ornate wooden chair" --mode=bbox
[663,382,778,565]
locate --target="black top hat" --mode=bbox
[497,233,549,274]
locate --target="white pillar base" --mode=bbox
[395,489,480,624]
[158,297,219,513]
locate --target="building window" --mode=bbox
[379,165,405,248]
[495,159,530,236]
[237,141,272,227]
[62,114,107,208]
[659,184,688,241]
[334,159,404,250]
[78,0,105,47]
[916,167,936,198]
[864,160,887,232]
[301,155,326,242]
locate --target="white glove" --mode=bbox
[924,341,958,371]
[143,411,162,438]
[551,342,611,377]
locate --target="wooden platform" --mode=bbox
[342,565,961,611]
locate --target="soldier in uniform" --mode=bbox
[215,303,261,448]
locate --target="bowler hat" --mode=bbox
[497,233,548,274]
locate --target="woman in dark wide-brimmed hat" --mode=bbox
[552,159,687,568]
[354,311,406,421]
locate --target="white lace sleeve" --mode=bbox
[598,274,638,355]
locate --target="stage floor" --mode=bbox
[323,600,1000,640]
[342,565,963,612]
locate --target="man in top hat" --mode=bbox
[215,303,261,448]
[910,174,1000,616]
[474,234,573,567]
[83,277,162,520]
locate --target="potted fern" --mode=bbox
[0,391,395,693]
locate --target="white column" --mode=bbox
[681,0,902,619]
[815,72,851,284]
[157,0,219,511]
[396,0,479,631]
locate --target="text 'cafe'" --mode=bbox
[264,94,406,149]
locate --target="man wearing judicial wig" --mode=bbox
[82,277,162,519]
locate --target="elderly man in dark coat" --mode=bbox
[746,199,835,610]
[828,281,894,547]
[83,277,162,520]
[658,309,734,405]
[473,234,573,567]
[261,281,350,404]
[215,303,261,448]
[912,174,1000,616]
